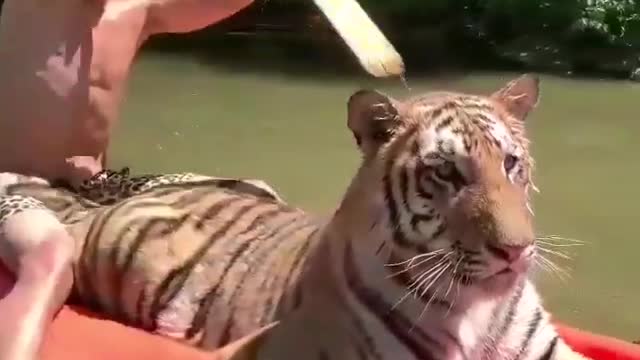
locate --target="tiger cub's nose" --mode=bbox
[486,244,529,263]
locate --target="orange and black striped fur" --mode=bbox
[0,171,316,349]
[0,75,590,359]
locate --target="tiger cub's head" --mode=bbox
[346,75,540,296]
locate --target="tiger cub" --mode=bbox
[0,75,590,359]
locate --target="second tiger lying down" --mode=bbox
[0,75,589,359]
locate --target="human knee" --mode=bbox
[0,203,70,273]
[19,228,74,284]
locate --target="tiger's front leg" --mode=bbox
[0,194,74,360]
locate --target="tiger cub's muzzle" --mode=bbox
[445,183,535,275]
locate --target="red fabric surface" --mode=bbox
[0,263,208,359]
[41,306,211,360]
[2,257,639,359]
[37,313,640,359]
[556,323,640,360]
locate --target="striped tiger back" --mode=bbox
[4,179,321,349]
[76,183,318,345]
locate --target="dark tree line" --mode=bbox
[2,0,639,78]
[266,0,640,78]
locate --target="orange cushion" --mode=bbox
[0,263,209,360]
[41,306,212,360]
[556,322,640,360]
[40,312,640,360]
[3,261,639,359]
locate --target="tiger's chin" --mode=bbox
[477,265,531,297]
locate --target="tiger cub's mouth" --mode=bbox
[495,267,515,276]
[476,245,535,293]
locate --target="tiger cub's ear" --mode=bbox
[347,89,401,157]
[491,74,540,121]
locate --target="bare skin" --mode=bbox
[0,0,257,358]
[0,215,74,360]
[0,0,252,183]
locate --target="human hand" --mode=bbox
[64,156,104,189]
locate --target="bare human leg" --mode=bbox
[0,204,74,360]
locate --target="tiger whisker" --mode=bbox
[447,276,462,317]
[385,253,446,279]
[386,250,451,276]
[536,239,584,246]
[423,280,446,310]
[397,259,448,294]
[535,259,565,282]
[407,262,447,298]
[441,257,463,317]
[533,256,551,270]
[536,240,583,248]
[417,263,450,298]
[444,256,464,299]
[533,258,554,277]
[535,254,571,282]
[530,182,540,193]
[536,253,566,271]
[442,277,456,303]
[411,264,451,331]
[411,285,444,333]
[391,259,450,311]
[408,259,451,291]
[536,235,585,244]
[385,249,445,267]
[526,202,534,215]
[535,246,572,260]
